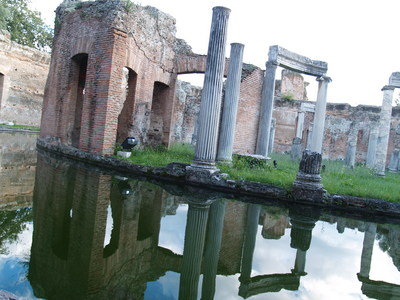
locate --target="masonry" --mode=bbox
[0,30,50,126]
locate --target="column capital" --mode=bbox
[316,75,332,83]
[266,60,278,69]
[381,85,396,91]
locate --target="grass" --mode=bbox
[115,143,400,202]
[0,124,40,131]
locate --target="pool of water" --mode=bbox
[1,132,400,299]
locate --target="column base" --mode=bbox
[292,172,326,203]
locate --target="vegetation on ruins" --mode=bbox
[117,143,400,202]
[0,0,53,50]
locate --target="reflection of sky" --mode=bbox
[148,209,400,299]
[158,204,188,255]
[0,222,39,299]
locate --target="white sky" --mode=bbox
[30,0,400,106]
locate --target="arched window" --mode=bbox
[148,81,169,145]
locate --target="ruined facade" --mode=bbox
[0,30,50,126]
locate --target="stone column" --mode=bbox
[292,150,326,202]
[358,222,377,279]
[256,61,278,157]
[201,200,226,300]
[375,85,395,175]
[345,134,357,168]
[310,76,331,154]
[192,7,230,169]
[296,110,305,138]
[267,118,276,156]
[179,201,211,300]
[388,149,400,173]
[217,43,245,163]
[366,126,379,168]
[306,123,313,150]
[291,137,302,161]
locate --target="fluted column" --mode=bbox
[217,43,245,163]
[192,7,230,169]
[375,85,395,175]
[179,202,211,300]
[345,133,358,168]
[359,222,377,279]
[296,110,305,138]
[310,76,331,154]
[201,200,227,300]
[388,149,400,173]
[256,61,278,157]
[268,118,276,155]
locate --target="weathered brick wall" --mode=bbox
[40,1,176,155]
[0,30,50,126]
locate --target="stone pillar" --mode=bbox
[358,223,377,279]
[310,76,331,154]
[292,150,326,202]
[201,200,226,300]
[388,149,400,173]
[293,250,307,276]
[267,118,276,156]
[366,127,379,168]
[375,85,395,175]
[179,201,211,300]
[291,137,302,161]
[217,43,245,163]
[306,123,313,150]
[192,7,230,169]
[256,61,278,157]
[296,110,305,138]
[345,134,357,168]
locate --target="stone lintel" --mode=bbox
[268,45,328,77]
[389,72,400,88]
[381,85,396,91]
[316,75,332,83]
[300,102,315,113]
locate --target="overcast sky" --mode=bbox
[30,0,400,106]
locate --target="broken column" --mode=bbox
[375,85,395,175]
[217,43,244,163]
[291,137,302,161]
[310,76,331,154]
[292,150,326,202]
[388,149,400,173]
[256,60,278,157]
[191,6,230,170]
[366,126,379,168]
[345,129,358,168]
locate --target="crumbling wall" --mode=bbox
[0,30,50,126]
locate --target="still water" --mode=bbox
[1,132,400,300]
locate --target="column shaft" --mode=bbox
[217,43,245,162]
[375,86,395,175]
[296,111,305,138]
[256,61,278,157]
[310,76,331,153]
[366,127,378,167]
[193,7,230,168]
[359,223,377,278]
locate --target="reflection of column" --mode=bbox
[179,202,211,300]
[217,43,244,163]
[366,127,379,168]
[256,61,278,157]
[201,200,227,300]
[239,204,261,282]
[375,85,395,175]
[359,223,377,278]
[293,249,307,276]
[192,7,230,169]
[310,76,331,154]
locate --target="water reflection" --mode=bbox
[2,133,400,299]
[25,150,400,299]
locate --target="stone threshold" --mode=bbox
[36,137,400,221]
